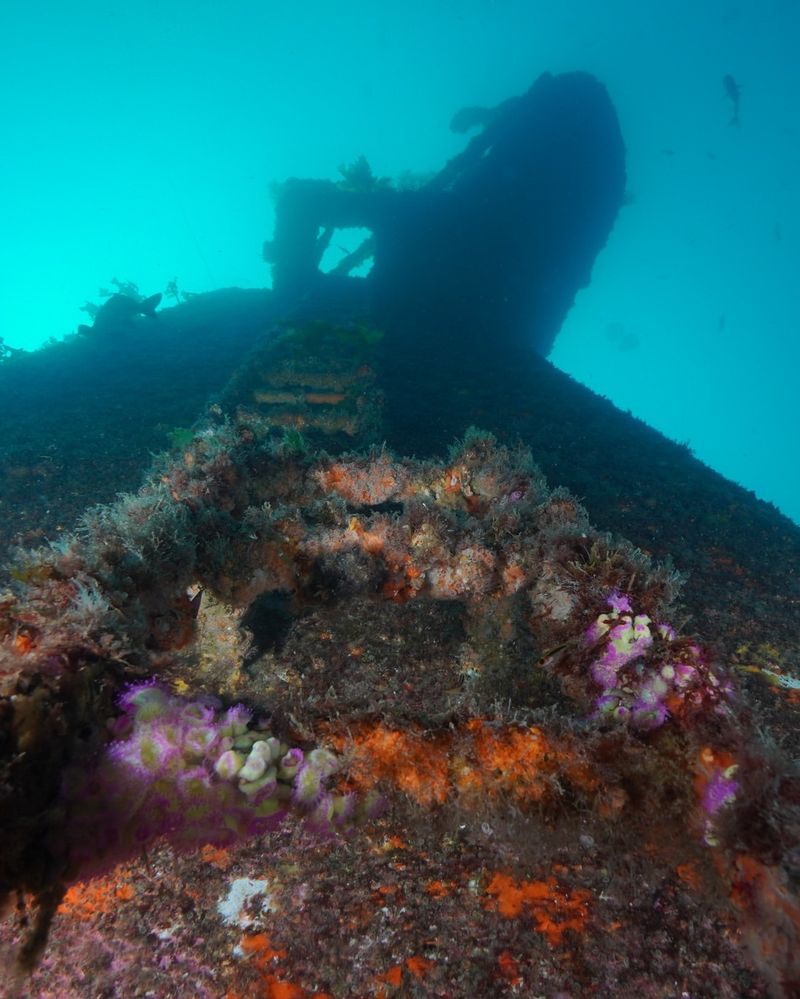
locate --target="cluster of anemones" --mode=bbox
[585,590,733,731]
[61,682,378,879]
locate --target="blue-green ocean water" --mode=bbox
[1,0,797,523]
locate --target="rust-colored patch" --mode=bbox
[405,955,435,978]
[201,844,233,870]
[425,879,454,898]
[496,949,523,986]
[14,632,36,653]
[238,933,332,999]
[382,835,407,851]
[58,867,135,921]
[484,872,591,947]
[501,562,527,594]
[344,724,451,807]
[676,861,701,890]
[375,964,403,989]
[304,392,346,406]
[461,718,598,802]
[338,718,597,812]
[240,932,287,966]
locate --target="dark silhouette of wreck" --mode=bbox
[264,70,626,359]
[2,72,800,997]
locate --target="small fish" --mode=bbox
[78,291,162,335]
[723,74,741,126]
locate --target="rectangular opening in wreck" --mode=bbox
[319,226,375,277]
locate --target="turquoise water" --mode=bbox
[1,0,797,522]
